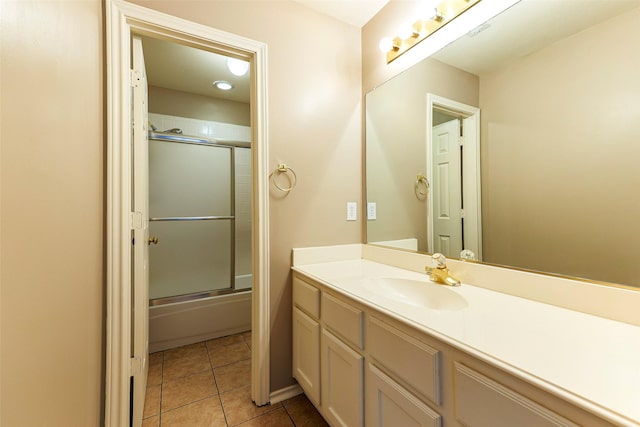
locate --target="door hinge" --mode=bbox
[460,209,466,218]
[130,211,143,230]
[130,356,142,376]
[459,136,465,146]
[130,69,142,88]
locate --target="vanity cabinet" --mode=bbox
[291,271,617,427]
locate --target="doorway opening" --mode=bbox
[106,1,270,426]
[139,35,254,352]
[426,94,482,261]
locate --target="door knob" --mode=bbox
[148,236,159,245]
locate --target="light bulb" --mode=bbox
[378,37,394,53]
[398,24,414,40]
[227,57,249,76]
[426,7,444,21]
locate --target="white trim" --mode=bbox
[426,94,482,261]
[270,384,303,405]
[105,1,270,424]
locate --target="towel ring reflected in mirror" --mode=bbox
[415,174,429,200]
[270,163,297,193]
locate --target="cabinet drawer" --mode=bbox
[367,316,441,405]
[366,363,441,427]
[322,293,364,349]
[454,363,578,427]
[293,276,320,319]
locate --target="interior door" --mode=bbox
[431,118,463,257]
[131,35,149,427]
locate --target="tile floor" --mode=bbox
[142,331,329,426]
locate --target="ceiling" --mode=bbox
[293,0,390,27]
[142,36,251,104]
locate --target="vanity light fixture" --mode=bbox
[378,36,399,53]
[379,0,482,64]
[213,80,233,90]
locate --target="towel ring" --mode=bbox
[415,174,429,200]
[270,163,297,193]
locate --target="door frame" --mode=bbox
[105,1,270,425]
[426,94,482,260]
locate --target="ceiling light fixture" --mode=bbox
[227,57,249,76]
[213,80,234,90]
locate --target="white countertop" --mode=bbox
[293,259,640,427]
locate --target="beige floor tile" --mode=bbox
[206,334,245,351]
[241,331,251,342]
[148,355,164,387]
[220,385,281,426]
[164,342,208,361]
[144,384,162,418]
[209,342,251,368]
[282,394,328,427]
[142,415,159,427]
[161,396,227,427]
[214,359,251,393]
[161,369,218,412]
[235,407,294,427]
[163,351,211,381]
[150,351,164,364]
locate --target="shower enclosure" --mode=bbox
[147,132,252,351]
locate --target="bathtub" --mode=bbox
[149,289,251,352]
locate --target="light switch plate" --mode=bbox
[347,202,357,221]
[367,202,377,220]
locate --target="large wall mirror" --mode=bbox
[366,0,640,288]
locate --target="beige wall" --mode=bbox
[1,0,362,423]
[479,7,640,285]
[0,1,104,425]
[126,0,363,394]
[148,85,251,126]
[366,59,478,252]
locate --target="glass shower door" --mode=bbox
[148,139,234,301]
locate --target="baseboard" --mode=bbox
[269,383,303,404]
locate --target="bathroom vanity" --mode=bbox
[291,244,640,427]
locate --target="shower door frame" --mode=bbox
[148,137,251,306]
[106,1,271,425]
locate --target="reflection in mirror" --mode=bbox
[365,0,640,288]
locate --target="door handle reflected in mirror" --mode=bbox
[148,236,159,245]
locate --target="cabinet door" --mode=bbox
[366,364,441,427]
[293,307,320,406]
[321,329,364,427]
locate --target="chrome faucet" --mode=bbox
[425,253,461,287]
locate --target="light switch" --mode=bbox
[347,202,357,221]
[367,202,377,220]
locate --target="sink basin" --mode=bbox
[366,277,468,311]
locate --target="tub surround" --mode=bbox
[291,244,640,426]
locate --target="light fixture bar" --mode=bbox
[384,0,482,64]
